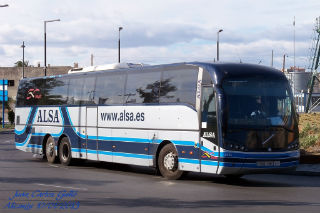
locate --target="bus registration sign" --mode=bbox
[256,161,280,167]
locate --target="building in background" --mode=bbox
[0,66,72,123]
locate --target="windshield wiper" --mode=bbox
[267,125,294,132]
[229,125,294,132]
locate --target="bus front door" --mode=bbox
[200,86,219,174]
[86,106,98,160]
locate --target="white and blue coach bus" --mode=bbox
[15,62,300,179]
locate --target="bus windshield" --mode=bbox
[222,77,293,128]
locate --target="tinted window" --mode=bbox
[125,71,161,104]
[94,73,126,105]
[16,79,36,106]
[40,78,69,105]
[16,78,69,106]
[81,76,96,105]
[160,69,198,106]
[68,77,84,105]
[222,77,293,127]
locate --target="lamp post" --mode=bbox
[21,41,25,78]
[44,19,60,76]
[217,29,223,61]
[118,27,123,63]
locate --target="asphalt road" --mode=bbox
[1,131,320,213]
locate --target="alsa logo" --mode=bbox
[26,88,42,100]
[37,110,60,123]
[203,132,215,138]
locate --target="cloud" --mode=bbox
[0,0,319,69]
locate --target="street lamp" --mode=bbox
[44,19,60,76]
[21,41,25,78]
[118,27,123,63]
[217,29,223,61]
[0,4,8,7]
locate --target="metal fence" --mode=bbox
[294,92,320,113]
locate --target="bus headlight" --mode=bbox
[224,142,246,151]
[287,139,299,150]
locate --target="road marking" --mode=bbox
[159,181,176,186]
[48,164,59,168]
[35,183,88,191]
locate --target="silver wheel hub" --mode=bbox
[164,152,176,171]
[62,144,68,161]
[47,142,54,157]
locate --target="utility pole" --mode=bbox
[217,29,223,61]
[91,54,94,66]
[44,19,60,76]
[21,41,25,78]
[271,50,274,67]
[282,54,287,72]
[293,16,296,71]
[118,27,123,63]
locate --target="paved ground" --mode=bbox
[1,131,320,213]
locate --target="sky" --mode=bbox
[0,0,319,69]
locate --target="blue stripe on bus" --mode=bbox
[99,136,151,143]
[71,148,151,160]
[65,107,197,146]
[71,148,83,153]
[219,161,299,168]
[15,133,32,147]
[65,107,86,139]
[201,146,217,154]
[179,158,199,164]
[98,150,112,156]
[14,108,32,135]
[15,107,39,145]
[27,144,42,149]
[220,151,299,159]
[201,160,219,166]
[30,107,65,137]
[113,152,151,159]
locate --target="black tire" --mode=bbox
[45,136,57,163]
[158,143,184,180]
[59,137,72,166]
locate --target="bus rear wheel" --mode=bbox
[45,136,57,163]
[158,143,184,180]
[59,137,72,166]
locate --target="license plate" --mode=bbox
[256,161,280,167]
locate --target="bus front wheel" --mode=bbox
[45,136,57,163]
[59,137,72,166]
[158,143,184,180]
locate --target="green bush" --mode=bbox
[299,122,320,149]
[300,135,319,149]
[8,110,15,125]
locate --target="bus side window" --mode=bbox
[125,71,161,104]
[80,76,96,105]
[68,77,83,105]
[44,78,69,105]
[160,69,198,107]
[94,73,126,105]
[201,87,216,123]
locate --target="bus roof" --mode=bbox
[192,62,287,86]
[21,62,286,86]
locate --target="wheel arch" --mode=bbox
[154,140,177,169]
